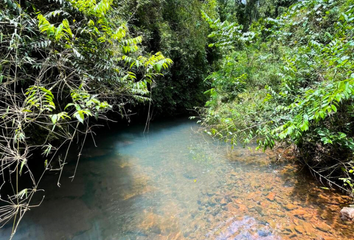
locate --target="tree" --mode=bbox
[202,0,354,195]
[127,0,219,117]
[0,0,171,237]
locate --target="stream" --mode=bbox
[2,118,354,239]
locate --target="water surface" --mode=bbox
[2,118,354,239]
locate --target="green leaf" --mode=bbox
[55,23,64,40]
[331,104,337,112]
[20,159,27,176]
[74,111,85,123]
[50,114,58,124]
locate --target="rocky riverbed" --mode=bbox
[122,147,354,240]
[3,119,354,240]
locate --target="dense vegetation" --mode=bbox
[127,0,218,117]
[1,0,354,238]
[0,0,173,236]
[201,0,354,196]
[0,0,218,237]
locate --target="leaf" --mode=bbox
[74,111,85,123]
[154,63,162,72]
[17,189,28,199]
[55,23,64,40]
[19,159,27,176]
[50,114,58,124]
[64,103,74,110]
[331,104,337,112]
[62,19,73,38]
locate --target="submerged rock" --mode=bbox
[258,229,271,237]
[315,221,331,233]
[291,209,308,220]
[220,198,228,206]
[294,225,305,235]
[284,203,298,211]
[340,207,354,221]
[266,192,276,201]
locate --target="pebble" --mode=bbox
[284,203,298,211]
[295,225,305,235]
[266,192,276,201]
[315,222,331,233]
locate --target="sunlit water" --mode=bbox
[2,118,354,239]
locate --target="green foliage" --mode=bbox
[25,86,56,112]
[128,0,219,116]
[0,0,172,235]
[202,0,354,195]
[217,0,297,29]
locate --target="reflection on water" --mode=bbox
[2,118,354,239]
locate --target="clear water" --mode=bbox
[2,118,354,239]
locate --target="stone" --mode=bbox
[340,207,354,221]
[210,208,220,216]
[260,201,269,208]
[274,211,286,217]
[246,192,257,200]
[320,212,327,220]
[329,205,339,213]
[315,222,331,233]
[257,230,271,237]
[238,204,247,212]
[208,198,217,207]
[206,190,214,197]
[233,198,243,205]
[227,203,238,214]
[291,209,308,219]
[294,225,305,235]
[266,192,276,201]
[291,217,300,227]
[302,222,313,236]
[284,203,298,211]
[252,206,263,215]
[220,198,228,206]
[282,226,294,235]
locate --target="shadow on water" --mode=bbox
[1,153,141,240]
[1,118,192,240]
[1,141,136,239]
